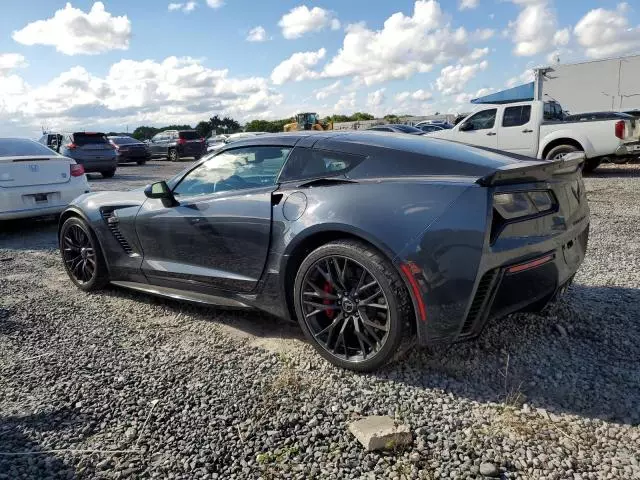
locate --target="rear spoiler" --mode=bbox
[476,152,585,186]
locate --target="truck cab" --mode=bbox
[431,100,639,172]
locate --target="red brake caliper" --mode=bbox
[323,282,334,319]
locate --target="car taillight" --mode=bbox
[493,190,556,219]
[66,142,77,149]
[200,137,205,143]
[177,138,187,145]
[615,120,625,139]
[70,164,85,177]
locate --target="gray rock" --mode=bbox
[479,462,500,477]
[348,416,412,451]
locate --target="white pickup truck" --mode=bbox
[430,100,640,172]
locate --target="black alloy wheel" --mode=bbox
[60,218,109,291]
[294,240,413,371]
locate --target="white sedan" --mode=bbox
[0,138,91,221]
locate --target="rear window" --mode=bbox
[0,139,61,157]
[179,131,200,140]
[279,148,364,182]
[394,125,422,133]
[73,133,109,145]
[110,137,138,145]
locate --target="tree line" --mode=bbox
[128,112,382,139]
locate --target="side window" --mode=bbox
[173,146,291,197]
[279,148,364,182]
[502,105,531,127]
[151,133,162,142]
[463,109,497,130]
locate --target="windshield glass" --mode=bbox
[74,133,108,145]
[0,138,61,157]
[110,136,138,145]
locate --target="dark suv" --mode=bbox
[39,132,117,178]
[148,130,205,162]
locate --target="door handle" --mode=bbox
[486,132,497,136]
[522,129,533,133]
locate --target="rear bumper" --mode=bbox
[615,141,640,157]
[177,144,205,157]
[117,151,151,163]
[0,182,90,220]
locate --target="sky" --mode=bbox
[1,0,640,136]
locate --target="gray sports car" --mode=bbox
[58,131,589,371]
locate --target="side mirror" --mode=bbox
[144,181,178,206]
[459,122,472,131]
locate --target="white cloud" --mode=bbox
[12,2,131,55]
[574,3,640,59]
[455,87,495,105]
[367,88,386,108]
[473,28,495,41]
[0,56,282,134]
[0,53,28,74]
[246,26,267,42]
[206,0,224,8]
[322,1,472,86]
[168,2,197,13]
[464,47,489,62]
[459,0,479,10]
[278,6,340,39]
[505,68,534,88]
[507,0,570,57]
[315,80,342,100]
[334,92,356,113]
[436,60,488,95]
[270,48,326,85]
[395,89,433,102]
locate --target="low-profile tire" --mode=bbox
[59,217,109,291]
[102,169,116,178]
[136,159,147,165]
[293,239,414,372]
[545,144,580,161]
[168,148,178,162]
[582,158,603,174]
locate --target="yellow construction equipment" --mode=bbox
[283,113,333,132]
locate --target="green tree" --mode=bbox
[195,121,212,138]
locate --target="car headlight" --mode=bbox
[493,191,555,219]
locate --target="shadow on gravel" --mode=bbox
[0,409,81,479]
[0,217,58,251]
[380,284,640,426]
[587,163,640,178]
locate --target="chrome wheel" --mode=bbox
[300,255,390,363]
[61,224,96,284]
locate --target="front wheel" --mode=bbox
[168,149,178,162]
[102,169,116,178]
[136,159,147,165]
[293,240,414,372]
[59,217,109,291]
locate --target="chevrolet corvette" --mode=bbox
[58,131,589,371]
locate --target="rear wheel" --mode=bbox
[168,149,178,162]
[293,240,413,372]
[136,159,147,165]
[545,144,580,161]
[102,169,116,178]
[60,217,109,291]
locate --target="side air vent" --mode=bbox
[460,269,498,336]
[101,209,134,255]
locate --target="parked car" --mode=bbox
[207,132,270,153]
[39,132,118,178]
[0,138,90,220]
[366,124,425,135]
[416,124,451,134]
[58,131,589,371]
[429,100,640,172]
[148,130,205,162]
[108,136,151,165]
[415,120,453,129]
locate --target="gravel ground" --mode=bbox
[1,160,639,479]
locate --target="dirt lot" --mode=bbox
[1,160,639,479]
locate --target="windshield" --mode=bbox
[0,138,62,157]
[110,136,139,145]
[394,125,423,133]
[74,133,108,145]
[179,131,200,140]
